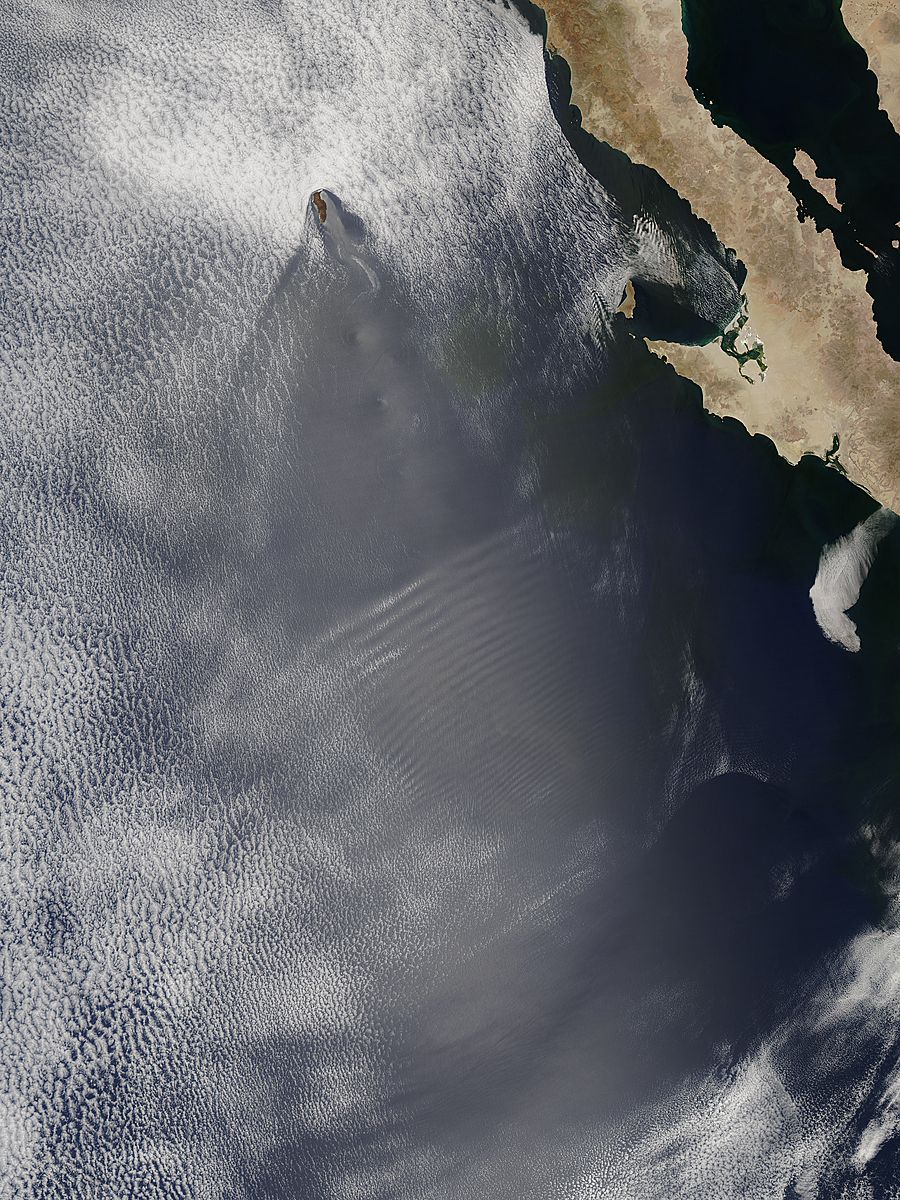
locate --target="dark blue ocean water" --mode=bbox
[2,1,899,1195]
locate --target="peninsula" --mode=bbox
[533,0,900,511]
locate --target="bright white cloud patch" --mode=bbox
[810,506,897,652]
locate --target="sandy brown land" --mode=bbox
[538,0,900,510]
[845,0,900,122]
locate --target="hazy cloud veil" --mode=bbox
[2,1,900,1197]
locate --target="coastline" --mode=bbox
[511,0,900,511]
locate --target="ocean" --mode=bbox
[2,0,899,1195]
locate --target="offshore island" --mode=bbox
[528,0,900,511]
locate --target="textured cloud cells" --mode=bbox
[2,1,899,1198]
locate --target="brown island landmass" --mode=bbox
[535,0,900,511]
